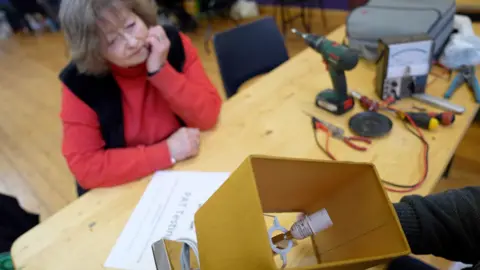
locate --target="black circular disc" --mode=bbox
[349,112,392,138]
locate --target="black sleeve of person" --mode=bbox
[394,187,480,265]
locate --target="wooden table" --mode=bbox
[457,0,480,13]
[11,25,480,269]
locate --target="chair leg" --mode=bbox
[300,3,311,33]
[318,0,327,32]
[230,16,240,26]
[442,156,455,178]
[273,1,278,24]
[203,13,213,54]
[280,1,287,35]
[285,6,293,33]
[308,4,314,32]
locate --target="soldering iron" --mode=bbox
[292,28,359,115]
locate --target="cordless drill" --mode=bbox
[292,29,359,115]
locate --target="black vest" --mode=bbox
[59,26,185,196]
[59,25,186,149]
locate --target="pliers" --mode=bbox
[306,112,372,160]
[444,65,480,103]
[330,127,372,151]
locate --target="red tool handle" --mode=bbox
[314,120,330,132]
[343,137,371,151]
[349,136,372,144]
[428,111,455,126]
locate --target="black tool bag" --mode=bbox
[347,0,455,61]
[0,194,39,253]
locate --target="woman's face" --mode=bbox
[98,8,150,68]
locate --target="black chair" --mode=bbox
[0,194,39,253]
[213,17,289,98]
[76,181,88,197]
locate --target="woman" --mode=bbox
[59,0,221,194]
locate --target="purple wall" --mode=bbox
[255,0,349,10]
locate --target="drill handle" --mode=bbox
[328,65,348,100]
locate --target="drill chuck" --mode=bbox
[291,28,358,71]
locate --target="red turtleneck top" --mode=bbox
[60,34,221,189]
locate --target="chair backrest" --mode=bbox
[213,17,289,98]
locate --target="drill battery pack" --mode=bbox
[316,90,355,115]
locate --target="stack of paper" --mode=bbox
[104,171,230,270]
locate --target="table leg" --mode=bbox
[442,156,455,179]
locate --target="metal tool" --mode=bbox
[303,111,343,134]
[293,28,359,115]
[411,93,465,114]
[444,65,480,103]
[304,112,371,160]
[351,91,442,130]
[330,125,372,151]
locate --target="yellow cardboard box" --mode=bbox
[194,155,410,269]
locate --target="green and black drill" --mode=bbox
[292,28,359,115]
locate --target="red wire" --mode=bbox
[325,132,336,161]
[311,101,429,194]
[382,109,429,193]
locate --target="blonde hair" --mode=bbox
[59,0,158,74]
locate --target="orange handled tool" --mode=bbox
[331,131,372,151]
[427,111,455,126]
[308,115,336,160]
[304,112,371,160]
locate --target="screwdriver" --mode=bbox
[351,91,440,130]
[427,111,455,126]
[397,112,439,130]
[412,106,456,126]
[400,111,455,129]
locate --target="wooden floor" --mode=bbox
[0,12,479,270]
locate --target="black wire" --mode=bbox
[313,128,329,158]
[381,121,430,188]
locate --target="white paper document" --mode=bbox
[104,171,230,270]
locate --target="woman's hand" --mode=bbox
[146,26,170,74]
[166,127,200,162]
